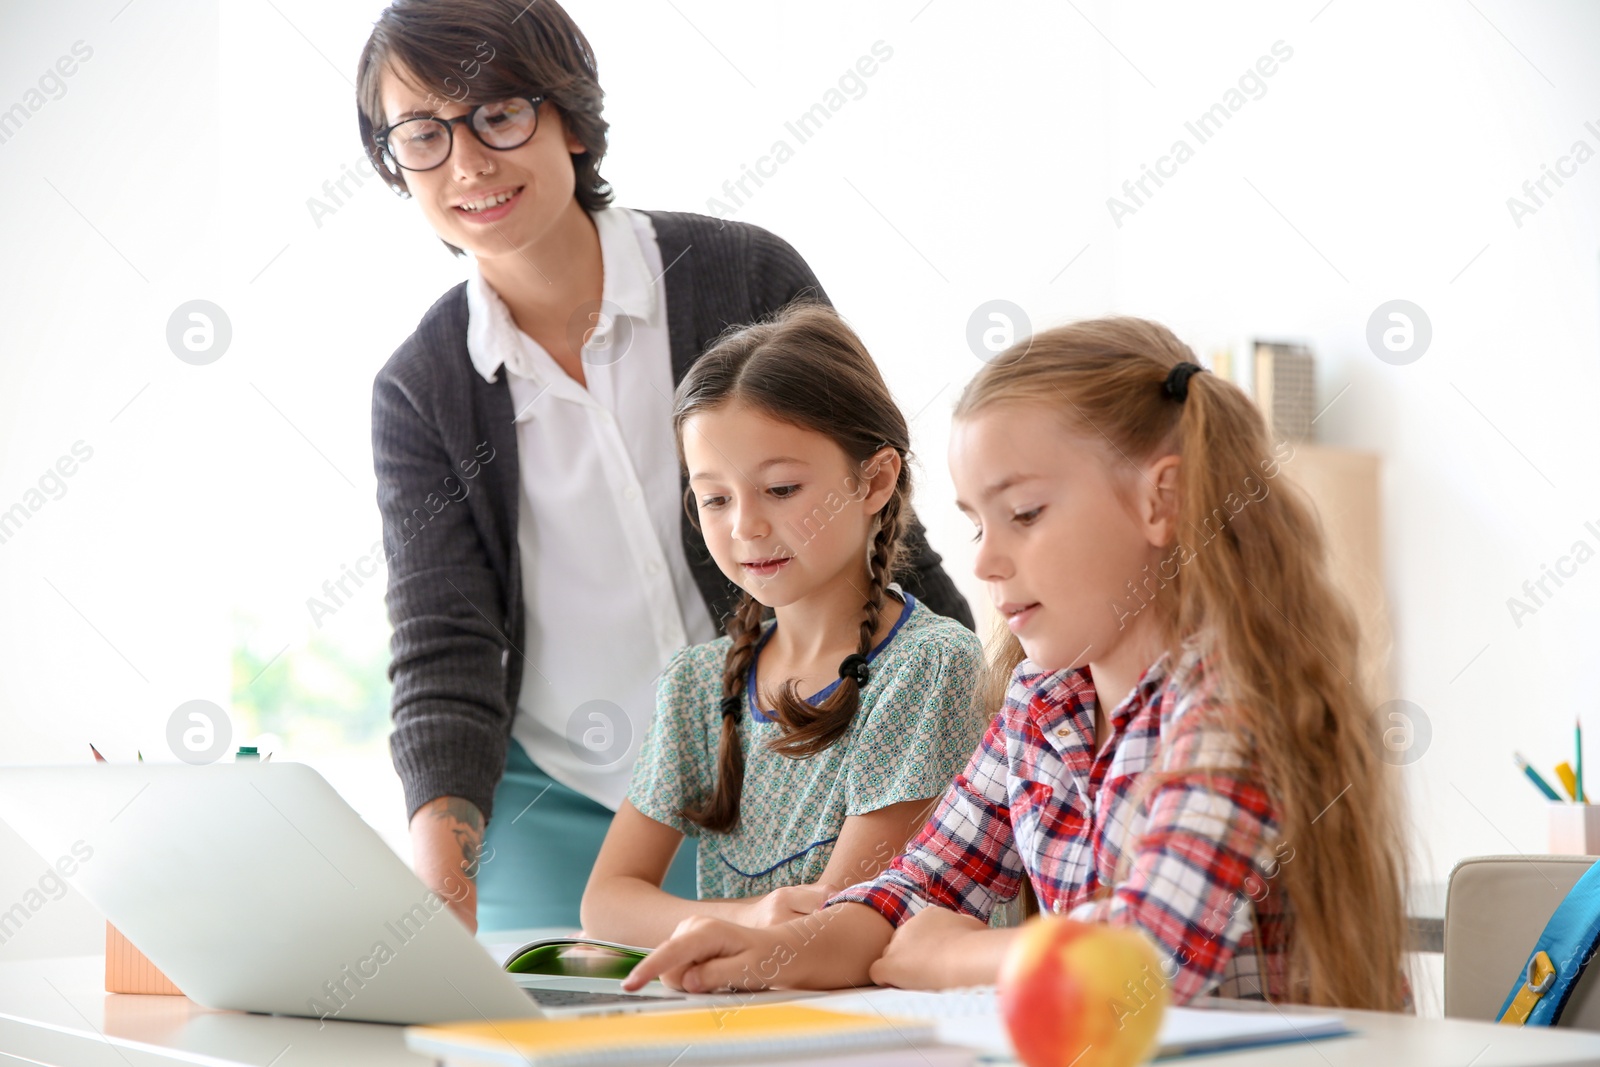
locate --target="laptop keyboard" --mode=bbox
[523,987,684,1008]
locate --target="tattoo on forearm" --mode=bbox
[434,797,485,882]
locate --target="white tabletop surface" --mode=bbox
[7,950,1600,1066]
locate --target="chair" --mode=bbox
[1444,854,1600,1026]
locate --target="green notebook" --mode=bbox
[503,936,652,981]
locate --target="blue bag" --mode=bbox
[1497,859,1600,1025]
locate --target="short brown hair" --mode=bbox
[355,0,613,256]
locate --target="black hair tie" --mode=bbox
[838,653,871,687]
[1163,361,1206,403]
[720,694,742,719]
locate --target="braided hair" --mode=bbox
[675,302,913,835]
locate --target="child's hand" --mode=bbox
[622,916,786,993]
[738,883,841,928]
[869,905,995,989]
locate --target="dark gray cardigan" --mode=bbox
[371,210,974,822]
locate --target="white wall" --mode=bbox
[1,0,1596,964]
[1084,1,1600,887]
[0,0,226,959]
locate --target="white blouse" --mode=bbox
[464,205,718,811]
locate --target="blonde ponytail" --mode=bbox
[955,317,1409,1010]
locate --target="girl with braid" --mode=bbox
[581,304,986,947]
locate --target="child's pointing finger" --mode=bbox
[622,917,748,992]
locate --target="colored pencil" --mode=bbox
[1556,761,1581,802]
[1578,718,1586,804]
[1516,752,1563,801]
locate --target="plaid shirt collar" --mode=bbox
[1017,650,1182,800]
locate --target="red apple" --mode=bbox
[997,917,1169,1067]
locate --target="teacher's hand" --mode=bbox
[409,795,486,935]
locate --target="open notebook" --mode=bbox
[807,986,1351,1060]
[498,935,650,979]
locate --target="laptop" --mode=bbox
[0,762,802,1025]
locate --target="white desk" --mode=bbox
[0,955,422,1066]
[6,954,1600,1066]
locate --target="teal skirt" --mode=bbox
[477,739,698,932]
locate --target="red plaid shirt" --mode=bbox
[827,648,1292,1003]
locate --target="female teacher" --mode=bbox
[354,0,973,933]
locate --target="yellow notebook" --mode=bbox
[403,1003,937,1067]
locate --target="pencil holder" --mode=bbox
[105,922,183,995]
[1548,803,1600,856]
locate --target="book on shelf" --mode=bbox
[1252,339,1316,441]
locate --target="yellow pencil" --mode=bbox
[1555,761,1587,803]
